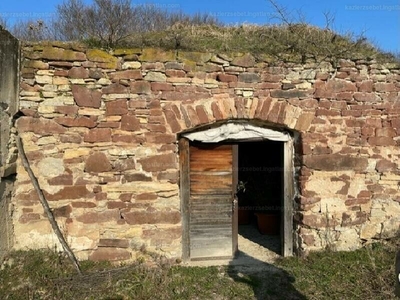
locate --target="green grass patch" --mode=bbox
[0,238,398,299]
[276,239,399,299]
[111,24,399,64]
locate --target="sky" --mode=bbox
[0,0,399,53]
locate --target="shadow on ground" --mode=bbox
[228,251,306,300]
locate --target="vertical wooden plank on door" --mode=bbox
[283,139,294,257]
[179,138,190,261]
[189,144,233,260]
[232,145,238,256]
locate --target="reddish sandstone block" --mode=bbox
[98,239,129,248]
[44,186,92,201]
[110,70,142,80]
[48,172,73,185]
[105,99,128,115]
[102,83,129,94]
[130,81,151,94]
[151,82,174,91]
[166,69,186,77]
[124,173,152,182]
[55,116,96,128]
[60,133,82,143]
[53,205,72,218]
[211,102,224,120]
[54,106,79,115]
[217,74,237,82]
[71,201,97,208]
[89,248,131,261]
[121,115,140,131]
[72,85,101,108]
[136,193,158,201]
[358,80,373,92]
[84,128,112,143]
[303,154,368,171]
[123,210,180,225]
[145,133,175,144]
[368,136,395,146]
[139,153,176,172]
[16,117,66,135]
[163,109,181,133]
[68,66,89,79]
[376,127,396,137]
[85,152,112,173]
[19,213,40,224]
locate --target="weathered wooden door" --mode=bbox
[185,143,237,260]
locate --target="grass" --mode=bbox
[0,238,398,299]
[106,24,399,64]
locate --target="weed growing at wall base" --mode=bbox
[0,238,398,299]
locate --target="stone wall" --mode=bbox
[0,28,20,260]
[13,41,400,260]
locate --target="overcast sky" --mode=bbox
[0,0,399,53]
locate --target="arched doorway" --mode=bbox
[179,121,295,261]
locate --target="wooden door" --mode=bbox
[188,143,235,259]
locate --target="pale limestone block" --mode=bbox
[37,157,64,177]
[335,228,360,251]
[320,197,347,215]
[19,101,39,108]
[347,176,367,198]
[381,217,400,238]
[42,92,57,98]
[37,70,54,75]
[53,76,69,85]
[167,77,192,84]
[58,85,71,91]
[242,90,254,97]
[144,71,167,82]
[108,147,139,156]
[305,172,347,197]
[70,79,85,84]
[37,136,57,145]
[20,91,39,97]
[102,93,131,100]
[285,71,300,80]
[103,182,177,194]
[78,107,104,116]
[69,236,96,251]
[122,61,141,69]
[42,84,57,92]
[296,81,312,89]
[38,105,55,114]
[20,96,42,102]
[35,75,52,84]
[300,70,316,80]
[64,148,91,159]
[360,223,382,239]
[98,78,112,85]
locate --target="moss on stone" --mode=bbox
[177,51,212,64]
[114,48,142,56]
[42,47,86,61]
[87,49,117,63]
[24,60,48,70]
[139,48,176,62]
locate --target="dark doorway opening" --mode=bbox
[236,141,284,256]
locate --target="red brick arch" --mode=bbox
[162,97,315,135]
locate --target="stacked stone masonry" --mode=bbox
[12,42,400,261]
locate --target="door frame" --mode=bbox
[179,129,294,261]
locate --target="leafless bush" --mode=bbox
[0,16,7,30]
[10,19,57,41]
[52,0,219,47]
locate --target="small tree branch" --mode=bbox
[16,135,82,275]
